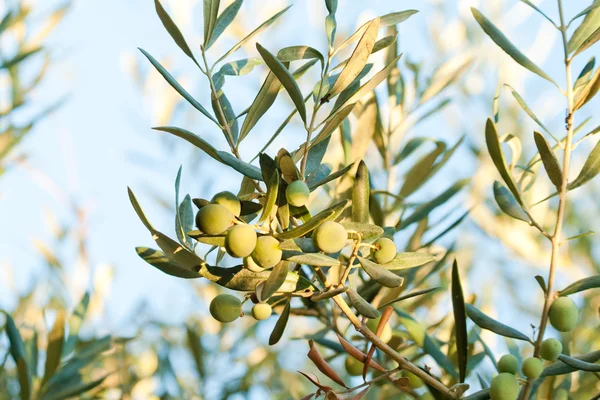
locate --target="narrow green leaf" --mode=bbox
[261,261,290,299]
[153,126,220,161]
[574,27,600,56]
[213,57,263,89]
[357,257,403,288]
[352,160,370,223]
[534,131,563,189]
[203,0,221,47]
[574,67,600,110]
[505,84,554,139]
[277,45,324,66]
[340,222,383,239]
[568,4,600,54]
[312,104,355,148]
[326,19,379,99]
[205,0,242,49]
[259,172,279,223]
[136,247,201,279]
[215,151,263,181]
[311,286,349,302]
[203,265,304,293]
[211,88,239,142]
[275,200,348,239]
[451,260,468,383]
[62,293,90,357]
[347,288,380,318]
[466,304,532,342]
[399,142,445,198]
[216,5,292,65]
[485,119,523,204]
[325,0,337,50]
[559,275,600,296]
[541,351,600,376]
[239,71,282,143]
[377,287,441,309]
[570,1,600,23]
[154,0,198,64]
[41,310,65,387]
[1,312,30,400]
[557,354,600,372]
[43,375,108,400]
[269,300,291,345]
[493,181,529,222]
[519,0,556,27]
[308,162,354,191]
[568,139,600,190]
[471,8,557,86]
[383,252,436,270]
[139,48,217,124]
[305,135,331,175]
[256,43,306,123]
[286,253,341,267]
[420,55,472,104]
[574,57,596,92]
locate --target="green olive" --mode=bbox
[225,224,257,258]
[497,354,519,374]
[344,356,363,376]
[243,255,265,272]
[366,317,393,343]
[540,338,562,361]
[522,357,543,379]
[490,373,519,400]
[313,221,347,253]
[285,180,310,207]
[251,303,272,320]
[370,237,396,264]
[549,297,578,332]
[196,204,234,235]
[211,191,241,217]
[209,294,242,323]
[252,235,282,269]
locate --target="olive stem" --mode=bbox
[335,367,403,395]
[520,1,574,398]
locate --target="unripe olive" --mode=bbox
[540,338,562,361]
[252,235,282,269]
[366,318,393,343]
[209,294,242,323]
[196,204,234,235]
[251,303,272,320]
[490,373,519,400]
[497,354,519,374]
[522,357,543,379]
[344,356,363,376]
[554,389,569,400]
[404,371,424,388]
[225,224,257,258]
[313,221,347,253]
[211,191,241,217]
[285,180,310,207]
[370,237,396,264]
[243,255,265,272]
[549,297,578,332]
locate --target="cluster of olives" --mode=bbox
[209,294,272,323]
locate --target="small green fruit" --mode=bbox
[243,256,265,272]
[549,297,578,332]
[522,357,543,379]
[554,389,569,400]
[209,294,242,323]
[344,356,363,376]
[225,224,257,258]
[404,371,424,388]
[540,338,562,361]
[196,204,234,235]
[366,318,393,343]
[490,373,519,400]
[211,191,241,217]
[251,303,272,320]
[252,235,282,269]
[285,180,310,207]
[497,354,519,374]
[313,221,347,253]
[370,237,396,264]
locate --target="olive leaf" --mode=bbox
[485,119,523,205]
[205,0,242,49]
[41,310,66,387]
[557,354,600,372]
[211,88,239,142]
[568,4,600,54]
[574,28,600,56]
[451,260,468,383]
[574,67,600,110]
[471,8,557,86]
[203,0,220,47]
[568,139,600,190]
[277,46,324,66]
[493,181,529,222]
[216,151,263,181]
[310,103,355,148]
[420,55,472,104]
[308,162,354,191]
[256,43,307,123]
[325,0,337,50]
[541,351,600,376]
[259,172,279,223]
[558,275,600,296]
[139,49,218,124]
[340,222,383,239]
[269,300,291,345]
[239,71,282,143]
[352,161,370,223]
[533,131,563,189]
[399,142,445,198]
[377,287,441,309]
[310,286,349,302]
[276,201,347,239]
[383,252,436,270]
[287,253,341,267]
[466,304,532,342]
[1,311,30,400]
[261,261,291,299]
[325,18,379,99]
[357,257,403,288]
[153,126,220,161]
[136,247,201,279]
[519,0,556,27]
[216,5,292,64]
[347,288,380,318]
[154,0,199,65]
[307,340,348,388]
[505,84,554,139]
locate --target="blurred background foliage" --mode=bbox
[0,0,598,399]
